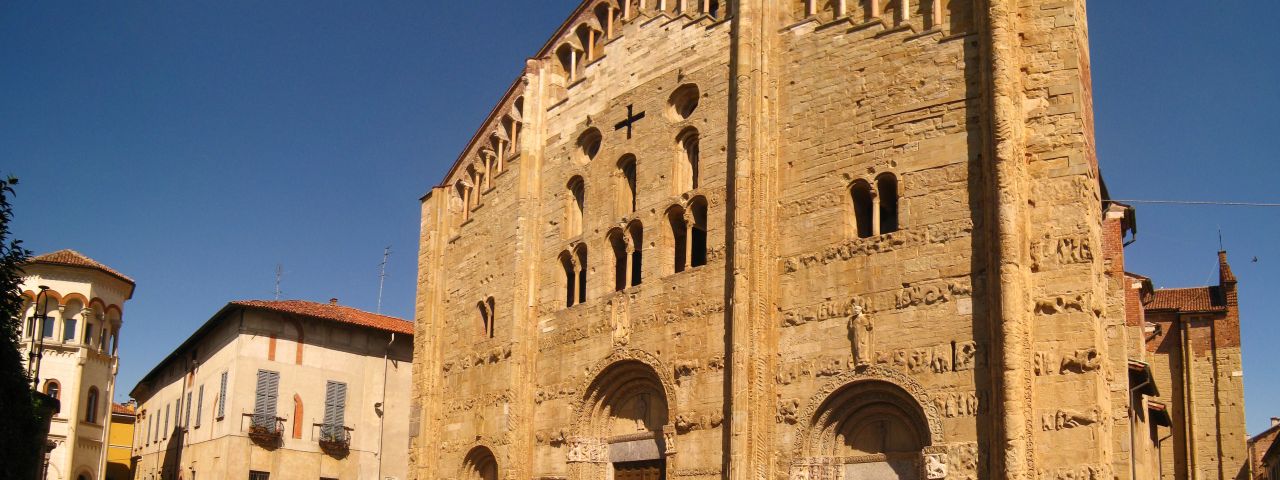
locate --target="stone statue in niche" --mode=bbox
[849,305,873,368]
[612,301,631,347]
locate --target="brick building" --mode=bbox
[1250,419,1280,480]
[408,2,1251,480]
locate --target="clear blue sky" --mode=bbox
[2,1,1276,434]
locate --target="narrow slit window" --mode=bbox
[877,174,900,234]
[691,199,708,267]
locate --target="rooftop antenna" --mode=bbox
[377,246,391,314]
[274,264,284,300]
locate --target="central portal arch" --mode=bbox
[793,369,946,480]
[568,357,675,480]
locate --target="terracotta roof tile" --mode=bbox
[112,403,136,415]
[1146,287,1225,312]
[231,300,414,335]
[26,249,135,286]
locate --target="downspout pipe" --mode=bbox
[377,332,395,480]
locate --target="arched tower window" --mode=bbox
[566,176,586,238]
[850,180,874,239]
[668,206,688,274]
[609,229,629,292]
[574,245,589,304]
[877,173,900,234]
[478,300,493,339]
[561,251,578,308]
[690,197,708,267]
[618,155,638,215]
[86,386,100,424]
[44,380,60,400]
[456,181,471,224]
[556,44,580,83]
[627,221,644,286]
[486,297,496,338]
[675,127,700,194]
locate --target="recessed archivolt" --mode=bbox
[570,349,678,437]
[792,365,944,458]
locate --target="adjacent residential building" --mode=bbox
[19,249,134,480]
[105,403,137,480]
[129,299,414,480]
[1140,252,1250,479]
[1249,418,1280,480]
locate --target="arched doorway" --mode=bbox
[569,359,673,480]
[462,446,498,480]
[795,377,942,480]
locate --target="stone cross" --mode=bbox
[614,104,646,139]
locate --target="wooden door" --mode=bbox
[614,460,664,480]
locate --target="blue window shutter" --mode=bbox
[322,381,347,439]
[217,371,228,419]
[196,385,204,427]
[254,370,279,428]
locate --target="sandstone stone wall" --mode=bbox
[411,1,1154,479]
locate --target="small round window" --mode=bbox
[668,84,700,121]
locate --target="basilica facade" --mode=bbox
[409,1,1244,479]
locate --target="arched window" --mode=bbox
[463,446,499,480]
[627,222,644,286]
[478,301,493,338]
[44,380,60,400]
[609,229,629,292]
[561,252,578,308]
[690,197,708,267]
[566,176,586,238]
[675,128,700,194]
[577,129,603,164]
[86,386,100,424]
[486,297,496,337]
[877,173,900,234]
[618,155,638,215]
[668,206,688,274]
[574,246,589,304]
[456,181,471,224]
[576,24,604,62]
[556,44,581,83]
[851,180,874,239]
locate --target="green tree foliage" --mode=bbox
[0,176,41,479]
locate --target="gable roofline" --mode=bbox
[130,300,412,399]
[427,0,599,196]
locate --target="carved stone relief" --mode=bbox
[781,219,973,273]
[925,453,948,479]
[781,279,973,329]
[1040,408,1099,431]
[789,458,845,480]
[566,437,608,463]
[1034,348,1101,376]
[931,391,986,418]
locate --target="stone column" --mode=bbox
[726,1,783,479]
[871,191,881,236]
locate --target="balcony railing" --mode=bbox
[317,424,352,458]
[244,413,285,448]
